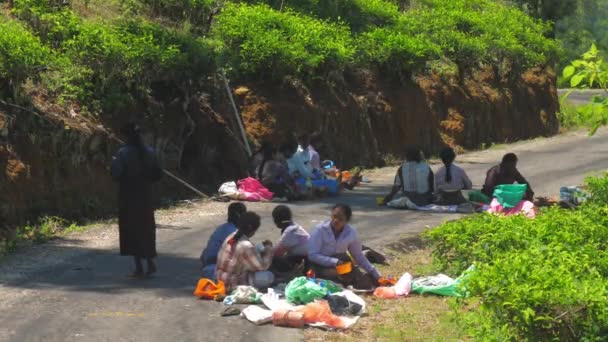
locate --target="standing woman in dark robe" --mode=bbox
[111,123,163,278]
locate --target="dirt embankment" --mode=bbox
[0,67,558,230]
[234,67,558,167]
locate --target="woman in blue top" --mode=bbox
[200,202,247,280]
[308,204,382,289]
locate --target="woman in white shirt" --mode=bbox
[434,147,473,205]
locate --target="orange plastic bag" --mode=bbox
[272,309,305,328]
[193,278,225,299]
[378,276,397,287]
[373,286,397,299]
[298,301,345,329]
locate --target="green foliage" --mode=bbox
[0,20,54,98]
[561,44,608,135]
[358,0,558,76]
[3,0,560,111]
[212,3,355,79]
[585,172,608,205]
[508,0,578,27]
[255,0,400,32]
[0,216,83,256]
[119,0,217,33]
[555,0,608,77]
[424,174,608,340]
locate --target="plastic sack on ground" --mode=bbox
[298,300,347,329]
[395,272,412,296]
[387,196,417,210]
[223,286,262,305]
[332,290,366,315]
[373,286,397,299]
[193,278,225,300]
[488,198,536,219]
[272,309,305,328]
[218,181,238,196]
[468,190,491,204]
[241,306,272,325]
[493,184,527,208]
[328,294,363,316]
[285,277,328,304]
[411,265,475,298]
[261,288,295,312]
[237,177,273,202]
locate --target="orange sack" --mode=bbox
[193,278,225,300]
[373,286,397,299]
[298,301,346,329]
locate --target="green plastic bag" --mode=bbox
[493,184,527,208]
[285,277,329,304]
[411,265,475,298]
[468,190,491,204]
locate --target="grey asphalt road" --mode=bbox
[558,89,607,106]
[0,130,607,342]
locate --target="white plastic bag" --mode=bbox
[387,196,417,209]
[218,181,238,195]
[223,286,261,305]
[395,273,412,296]
[241,306,273,325]
[261,288,295,312]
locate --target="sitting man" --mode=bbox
[384,146,434,208]
[200,202,246,280]
[482,153,534,201]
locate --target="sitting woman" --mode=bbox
[434,147,473,205]
[248,141,272,177]
[200,202,246,280]
[482,153,534,201]
[270,205,310,278]
[255,142,295,201]
[383,146,434,208]
[308,204,382,289]
[308,133,361,192]
[215,212,274,291]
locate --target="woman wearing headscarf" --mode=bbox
[111,123,163,278]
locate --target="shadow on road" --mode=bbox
[1,246,202,298]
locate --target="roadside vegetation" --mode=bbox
[560,44,608,134]
[0,216,85,256]
[0,0,558,117]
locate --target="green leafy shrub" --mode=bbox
[425,173,608,340]
[561,44,608,135]
[358,0,558,76]
[212,3,355,79]
[0,20,54,98]
[426,204,608,340]
[119,0,217,33]
[585,172,608,205]
[58,18,214,112]
[13,0,83,48]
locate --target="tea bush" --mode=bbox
[359,0,559,75]
[212,3,355,79]
[0,20,54,98]
[425,175,608,340]
[4,0,561,112]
